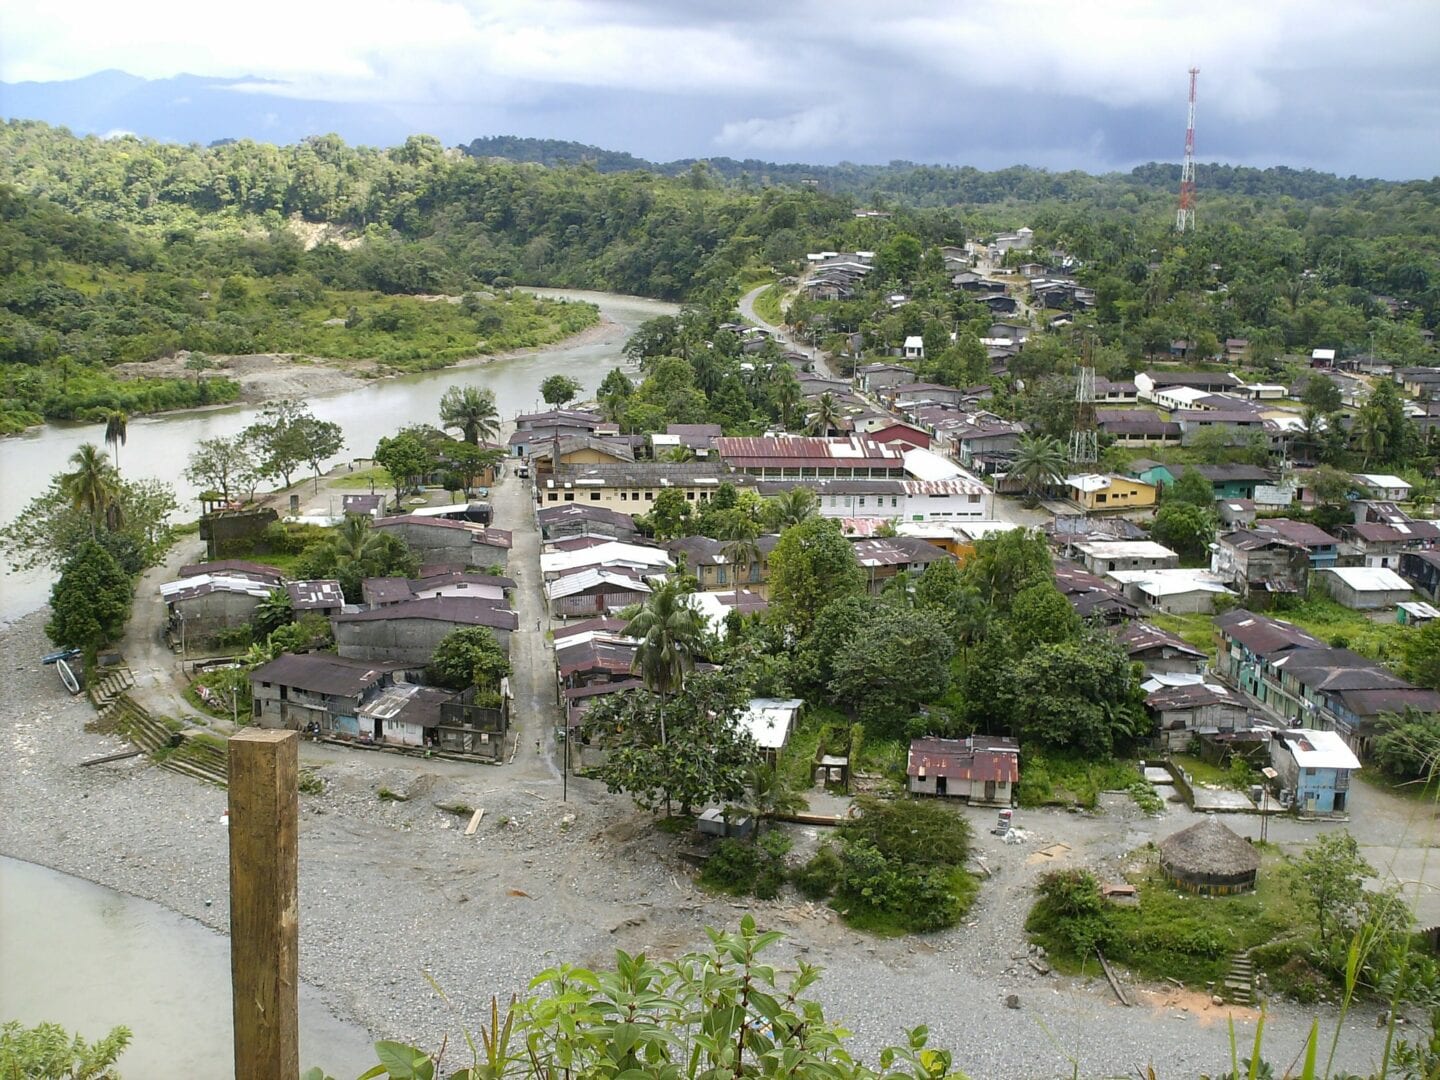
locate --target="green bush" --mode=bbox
[701,833,789,899]
[792,844,843,900]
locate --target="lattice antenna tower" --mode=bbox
[1176,67,1199,232]
[1068,358,1098,465]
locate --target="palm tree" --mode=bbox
[806,392,844,436]
[439,385,500,445]
[1010,433,1069,502]
[101,409,128,475]
[332,514,385,572]
[60,443,121,535]
[625,579,706,803]
[763,488,818,532]
[720,518,762,608]
[1352,404,1388,468]
[770,369,802,430]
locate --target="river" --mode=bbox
[0,855,377,1078]
[0,290,676,623]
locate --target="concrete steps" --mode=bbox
[88,665,136,709]
[1222,951,1255,1005]
[98,693,229,787]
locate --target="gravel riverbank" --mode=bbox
[0,609,1397,1079]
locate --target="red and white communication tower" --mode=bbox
[1176,66,1199,232]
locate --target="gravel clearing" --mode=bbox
[0,610,1397,1079]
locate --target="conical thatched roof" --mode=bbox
[1158,815,1260,876]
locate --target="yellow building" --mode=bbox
[1065,473,1158,513]
[538,465,755,515]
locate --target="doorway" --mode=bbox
[936,776,948,796]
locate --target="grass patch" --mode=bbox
[1017,750,1138,810]
[1274,594,1410,665]
[1149,611,1217,656]
[751,283,784,326]
[434,801,474,817]
[1169,752,1231,788]
[377,786,409,802]
[835,869,980,938]
[330,466,393,491]
[1027,847,1299,989]
[653,813,697,836]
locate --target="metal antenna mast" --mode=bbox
[1068,338,1098,465]
[1176,67,1199,233]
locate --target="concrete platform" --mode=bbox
[1191,786,1256,812]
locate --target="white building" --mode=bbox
[1106,569,1236,614]
[739,698,802,764]
[1072,540,1180,576]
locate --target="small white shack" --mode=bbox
[739,698,802,765]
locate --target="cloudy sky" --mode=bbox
[3,0,1438,178]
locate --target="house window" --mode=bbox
[685,492,695,500]
[1304,767,1317,776]
[858,497,866,508]
[892,497,899,508]
[645,491,655,501]
[564,493,574,502]
[590,492,601,501]
[253,700,261,717]
[718,567,728,584]
[619,492,627,501]
[548,493,558,502]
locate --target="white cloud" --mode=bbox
[714,107,850,152]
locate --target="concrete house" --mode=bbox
[536,503,639,542]
[1146,681,1251,750]
[1095,410,1183,447]
[1053,561,1142,623]
[1064,474,1158,513]
[902,335,925,360]
[665,535,777,593]
[1318,566,1413,610]
[1106,568,1235,614]
[907,736,1019,805]
[1339,521,1440,569]
[545,568,652,619]
[1072,540,1179,577]
[333,596,518,664]
[1352,473,1413,502]
[1252,520,1340,568]
[855,363,917,392]
[285,579,345,619]
[371,515,512,571]
[1269,729,1360,813]
[161,570,281,645]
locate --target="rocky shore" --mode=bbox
[0,608,1394,1078]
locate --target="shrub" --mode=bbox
[838,796,972,869]
[700,836,788,899]
[792,844,842,900]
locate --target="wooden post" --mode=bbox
[228,729,300,1080]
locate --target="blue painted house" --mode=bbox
[1127,459,1178,488]
[1269,729,1360,814]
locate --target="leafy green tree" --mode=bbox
[960,527,1052,614]
[373,431,436,501]
[767,517,865,639]
[1372,709,1440,782]
[1152,502,1217,561]
[644,488,693,540]
[719,516,762,605]
[1007,580,1082,652]
[46,539,132,650]
[540,374,583,407]
[427,626,512,691]
[1171,467,1216,508]
[0,473,177,576]
[438,384,500,445]
[184,436,255,504]
[877,232,923,282]
[1010,433,1067,500]
[581,672,758,815]
[0,1020,131,1080]
[241,399,312,489]
[1290,831,1375,948]
[1301,376,1344,414]
[294,415,345,483]
[626,579,706,707]
[828,605,956,726]
[444,441,501,495]
[768,366,802,429]
[296,516,418,603]
[253,587,293,639]
[1006,629,1146,756]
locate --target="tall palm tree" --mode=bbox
[60,443,121,535]
[720,518,762,608]
[439,385,500,446]
[806,392,844,436]
[763,487,818,532]
[101,410,128,475]
[1351,404,1388,468]
[770,369,802,430]
[1010,433,1069,502]
[624,579,706,785]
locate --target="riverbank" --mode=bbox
[107,312,624,408]
[0,610,1398,1079]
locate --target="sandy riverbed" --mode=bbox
[0,605,1399,1080]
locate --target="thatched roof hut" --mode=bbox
[1158,815,1259,895]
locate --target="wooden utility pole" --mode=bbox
[228,729,300,1080]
